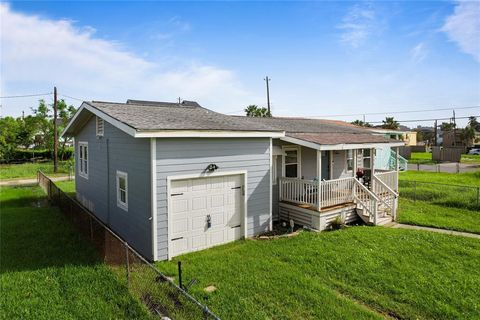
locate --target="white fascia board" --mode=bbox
[61,102,137,138]
[134,130,285,138]
[281,136,405,151]
[62,103,285,139]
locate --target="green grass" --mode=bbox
[0,161,73,180]
[0,185,151,319]
[409,152,480,165]
[400,170,480,187]
[55,179,76,197]
[157,228,480,320]
[398,198,480,234]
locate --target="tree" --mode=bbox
[440,122,455,131]
[460,126,475,146]
[0,117,20,161]
[16,115,39,149]
[468,116,480,132]
[351,120,373,127]
[245,105,272,117]
[381,117,399,130]
[56,99,77,159]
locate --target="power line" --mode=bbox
[0,92,52,99]
[368,115,479,124]
[308,105,480,118]
[59,94,84,102]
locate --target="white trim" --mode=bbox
[134,130,285,138]
[281,145,302,178]
[78,141,88,179]
[95,116,104,137]
[329,151,333,180]
[62,102,285,139]
[62,102,137,138]
[316,150,322,180]
[280,136,404,151]
[346,149,354,172]
[150,138,158,261]
[116,170,128,211]
[166,170,248,260]
[269,138,273,231]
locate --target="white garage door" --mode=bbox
[169,174,244,258]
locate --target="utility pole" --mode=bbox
[452,109,457,147]
[53,86,58,173]
[434,119,437,146]
[264,76,271,114]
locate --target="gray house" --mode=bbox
[62,100,404,261]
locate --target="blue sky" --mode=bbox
[1,1,479,127]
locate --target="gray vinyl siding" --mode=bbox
[75,116,152,259]
[156,138,271,260]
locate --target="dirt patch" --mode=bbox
[254,222,304,240]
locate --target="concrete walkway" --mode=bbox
[390,223,480,239]
[0,176,72,187]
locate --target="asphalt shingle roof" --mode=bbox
[86,100,397,144]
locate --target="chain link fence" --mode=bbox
[399,179,480,211]
[37,171,220,320]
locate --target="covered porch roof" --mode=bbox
[281,133,405,151]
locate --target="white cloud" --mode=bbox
[0,3,251,116]
[410,42,428,62]
[338,3,376,48]
[442,1,480,62]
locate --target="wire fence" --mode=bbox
[399,179,480,211]
[37,171,220,320]
[407,162,479,173]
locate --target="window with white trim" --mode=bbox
[96,116,104,137]
[78,142,88,178]
[346,150,354,171]
[363,149,371,169]
[116,171,128,211]
[272,156,278,185]
[283,146,301,178]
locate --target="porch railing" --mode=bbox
[279,177,355,210]
[279,177,319,208]
[353,179,378,224]
[374,170,398,192]
[319,177,355,208]
[372,175,398,220]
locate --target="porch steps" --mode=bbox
[355,208,393,226]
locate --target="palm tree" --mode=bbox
[381,117,399,130]
[244,105,272,117]
[351,120,372,127]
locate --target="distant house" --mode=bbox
[62,100,404,261]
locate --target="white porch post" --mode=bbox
[353,149,358,177]
[316,150,322,210]
[370,148,376,191]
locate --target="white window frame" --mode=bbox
[78,141,88,179]
[281,146,301,178]
[116,171,128,211]
[272,155,278,185]
[96,116,104,137]
[346,149,354,172]
[363,148,371,169]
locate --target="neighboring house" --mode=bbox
[367,128,410,169]
[443,129,480,148]
[62,100,404,261]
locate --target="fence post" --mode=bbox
[178,261,183,290]
[477,187,479,208]
[90,216,94,241]
[414,181,417,204]
[417,163,420,171]
[125,242,130,286]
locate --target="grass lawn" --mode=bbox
[157,227,480,320]
[400,170,480,186]
[409,152,480,165]
[0,161,73,180]
[0,185,151,319]
[55,179,76,197]
[398,198,480,234]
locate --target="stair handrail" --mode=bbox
[389,149,408,171]
[353,178,379,224]
[372,175,398,220]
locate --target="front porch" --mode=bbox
[273,139,402,230]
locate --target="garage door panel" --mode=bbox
[211,194,225,208]
[171,198,189,214]
[191,234,207,249]
[191,215,207,231]
[210,230,226,245]
[192,196,207,210]
[170,174,244,258]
